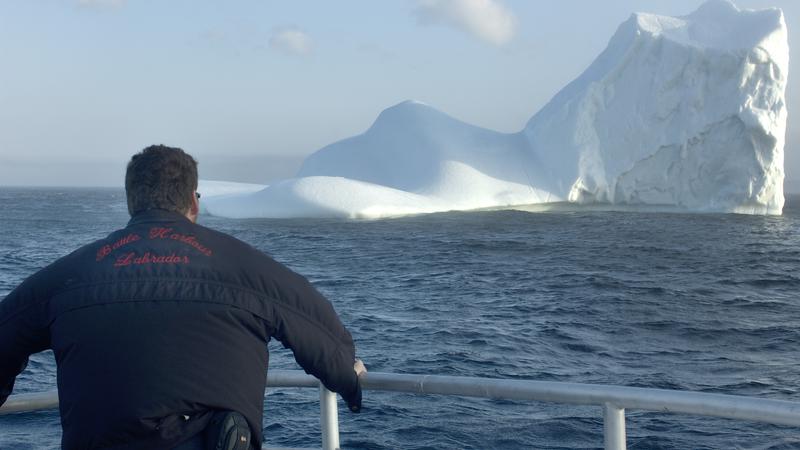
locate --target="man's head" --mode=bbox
[125,145,199,221]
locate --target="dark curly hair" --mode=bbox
[125,145,198,216]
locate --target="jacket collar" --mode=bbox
[127,209,192,226]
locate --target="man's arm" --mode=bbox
[271,275,363,412]
[0,276,52,406]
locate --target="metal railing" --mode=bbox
[4,370,800,450]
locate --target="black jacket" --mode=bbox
[0,209,361,449]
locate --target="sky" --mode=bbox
[0,0,798,190]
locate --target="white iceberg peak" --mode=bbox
[631,0,786,54]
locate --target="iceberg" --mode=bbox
[201,0,788,219]
[197,180,266,216]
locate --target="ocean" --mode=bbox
[1,187,799,449]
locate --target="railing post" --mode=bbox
[319,384,340,450]
[603,402,626,450]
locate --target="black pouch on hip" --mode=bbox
[204,411,252,450]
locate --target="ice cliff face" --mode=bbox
[202,0,789,218]
[525,0,788,214]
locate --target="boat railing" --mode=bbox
[3,369,800,450]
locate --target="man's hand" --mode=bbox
[354,358,367,377]
[347,359,367,413]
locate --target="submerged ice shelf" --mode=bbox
[201,0,788,219]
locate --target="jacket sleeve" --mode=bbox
[271,274,362,412]
[0,272,52,406]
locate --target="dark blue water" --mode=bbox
[2,187,800,449]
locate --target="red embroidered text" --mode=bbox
[113,252,190,267]
[149,227,213,256]
[96,234,141,261]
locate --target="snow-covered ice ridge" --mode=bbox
[201,0,788,219]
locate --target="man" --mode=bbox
[0,145,365,449]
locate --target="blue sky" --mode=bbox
[0,0,798,188]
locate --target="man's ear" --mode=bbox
[188,191,200,223]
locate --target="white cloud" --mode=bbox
[269,28,313,56]
[414,0,516,46]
